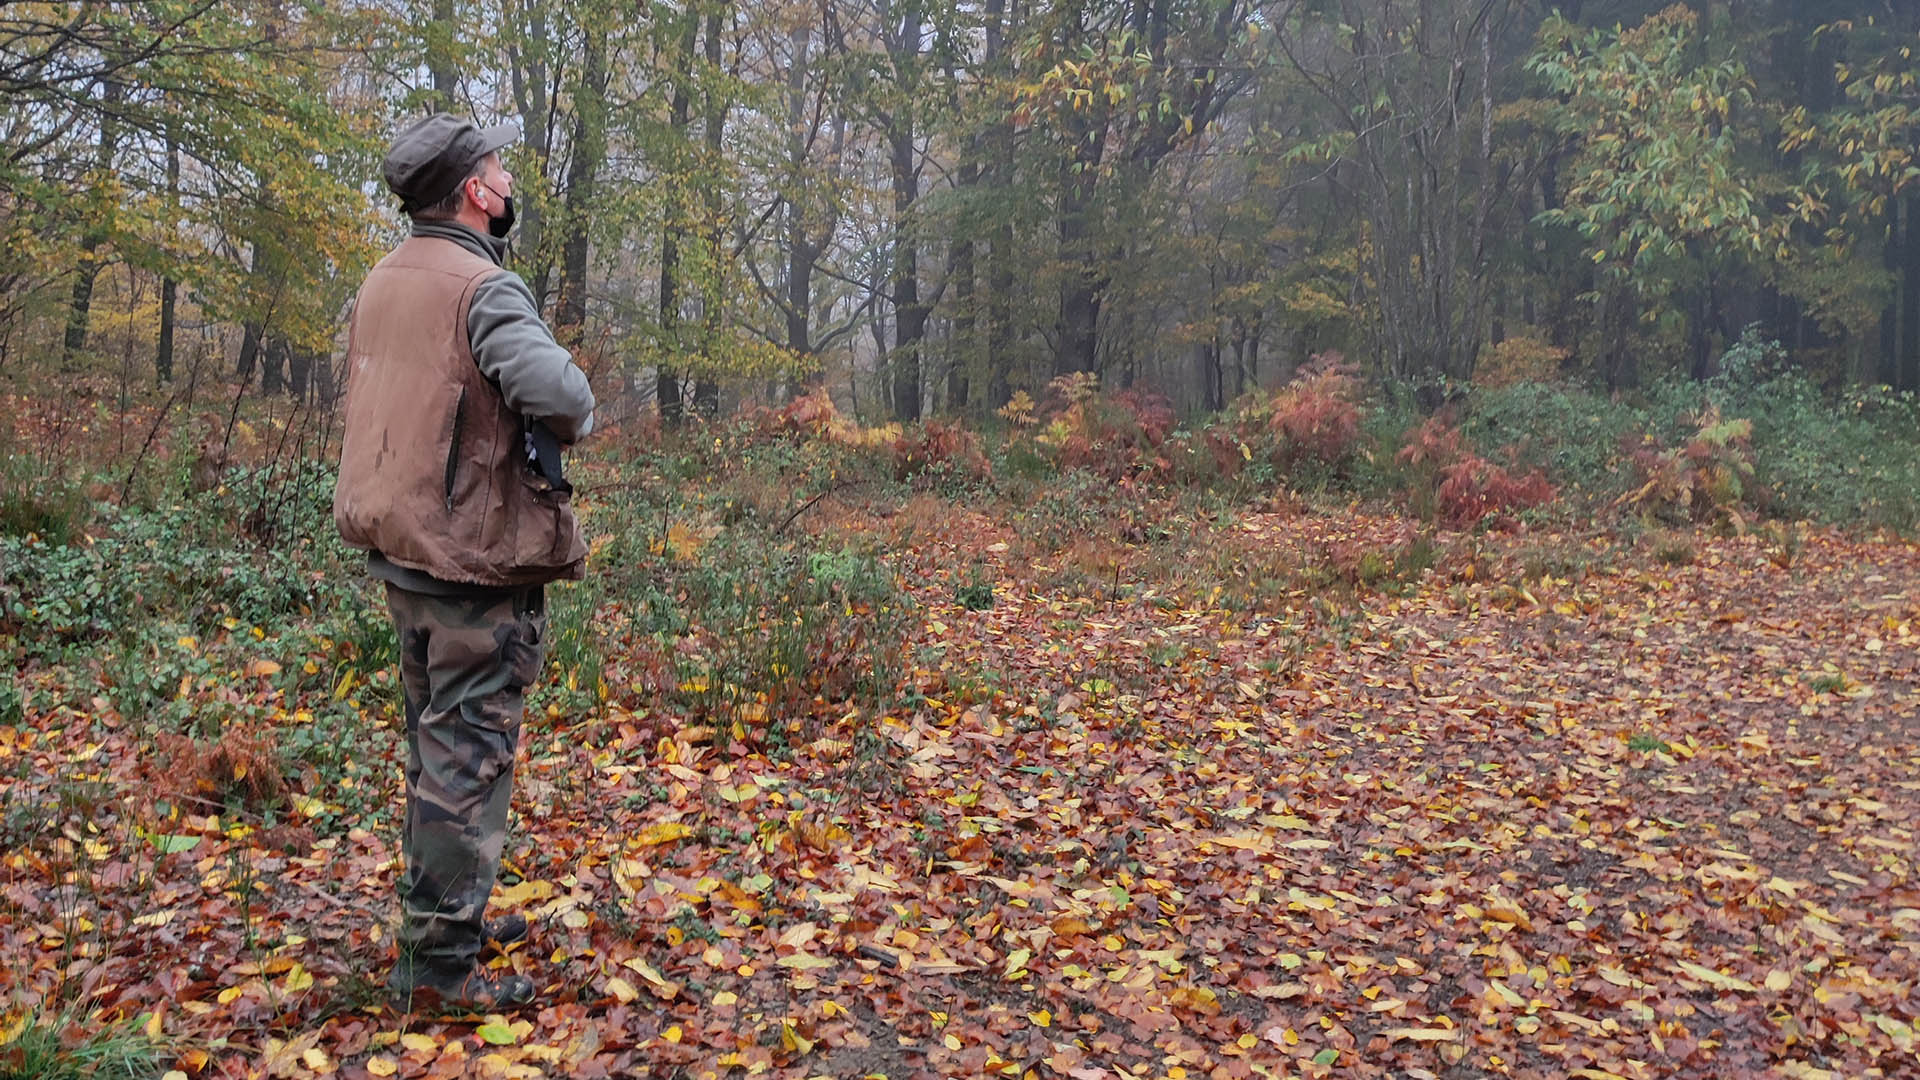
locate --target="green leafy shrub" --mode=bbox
[954,563,997,611]
[0,454,92,545]
[654,534,908,748]
[1464,381,1642,498]
[1683,332,1920,528]
[2,464,354,661]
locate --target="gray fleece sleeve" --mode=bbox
[468,271,596,442]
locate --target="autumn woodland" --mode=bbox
[4,0,1920,1078]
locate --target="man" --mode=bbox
[334,112,596,1012]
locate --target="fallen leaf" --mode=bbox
[476,1022,516,1046]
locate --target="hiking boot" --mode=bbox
[387,963,536,1016]
[484,913,529,947]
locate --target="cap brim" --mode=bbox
[476,122,520,156]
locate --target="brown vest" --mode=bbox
[333,236,586,587]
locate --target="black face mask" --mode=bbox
[480,182,515,239]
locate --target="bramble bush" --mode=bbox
[1396,415,1554,528]
[1248,354,1365,477]
[1039,378,1175,482]
[1619,405,1762,524]
[893,419,989,490]
[1465,330,1920,529]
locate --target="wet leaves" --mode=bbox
[4,504,1918,1079]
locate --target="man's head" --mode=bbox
[381,113,519,236]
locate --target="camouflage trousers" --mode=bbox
[385,582,547,974]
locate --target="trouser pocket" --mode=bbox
[504,586,548,691]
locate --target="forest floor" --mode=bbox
[5,486,1919,1080]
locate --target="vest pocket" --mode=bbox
[443,387,467,512]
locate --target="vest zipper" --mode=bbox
[444,387,467,512]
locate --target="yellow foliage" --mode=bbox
[1476,334,1569,389]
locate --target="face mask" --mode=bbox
[479,181,515,239]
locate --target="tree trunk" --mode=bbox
[1052,26,1107,381]
[782,21,816,367]
[62,79,122,369]
[288,348,313,400]
[429,0,457,110]
[1880,202,1899,386]
[237,320,264,384]
[1603,286,1638,390]
[657,9,700,427]
[982,0,1014,408]
[1904,195,1920,391]
[155,277,177,384]
[946,163,976,414]
[553,33,607,344]
[153,138,180,382]
[693,5,727,419]
[886,0,926,421]
[263,337,287,396]
[891,124,924,420]
[506,3,554,308]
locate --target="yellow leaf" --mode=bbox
[1765,969,1792,992]
[781,1023,814,1054]
[1170,986,1221,1014]
[1676,959,1757,993]
[663,1025,683,1043]
[1384,1027,1460,1043]
[943,1033,963,1051]
[606,977,638,1004]
[493,879,554,905]
[301,1047,329,1071]
[1485,896,1534,931]
[665,522,706,561]
[1,1006,32,1045]
[247,659,282,678]
[400,1032,437,1053]
[284,963,314,992]
[635,822,693,846]
[161,1073,189,1080]
[622,957,676,994]
[366,1058,398,1077]
[1003,947,1033,980]
[776,953,835,970]
[1028,1009,1051,1027]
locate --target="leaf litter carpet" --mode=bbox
[3,508,1917,1079]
